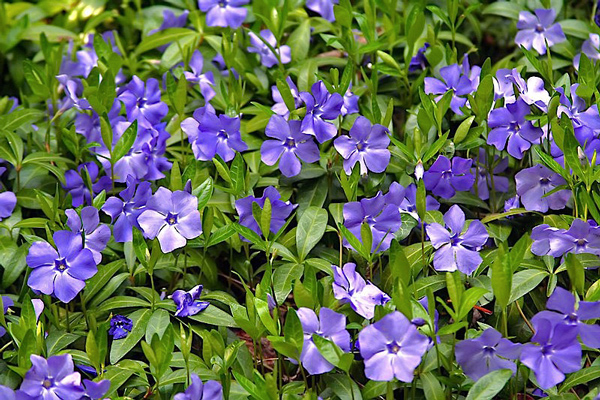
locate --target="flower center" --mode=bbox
[540,177,550,185]
[535,24,545,33]
[483,346,496,356]
[576,238,587,247]
[356,142,366,151]
[138,97,147,108]
[43,379,53,389]
[218,0,227,6]
[565,313,579,324]
[387,342,401,354]
[54,258,68,272]
[218,129,229,139]
[441,170,452,179]
[541,344,554,355]
[284,138,296,148]
[166,212,178,225]
[509,121,521,132]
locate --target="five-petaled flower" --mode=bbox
[173,285,210,318]
[515,9,566,55]
[334,116,390,175]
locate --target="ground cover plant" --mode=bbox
[2,0,600,398]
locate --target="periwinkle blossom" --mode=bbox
[102,177,152,242]
[515,9,566,55]
[384,182,440,222]
[424,55,480,115]
[334,116,390,175]
[541,219,600,257]
[271,77,302,118]
[532,287,600,348]
[332,263,390,319]
[341,86,359,116]
[299,81,344,143]
[306,0,338,21]
[515,165,570,212]
[235,186,295,237]
[56,75,91,111]
[26,231,97,303]
[574,34,600,69]
[248,30,291,68]
[557,84,600,149]
[455,328,521,381]
[425,205,489,275]
[118,76,168,128]
[82,379,111,400]
[511,73,550,111]
[198,0,248,28]
[65,207,110,265]
[409,43,430,72]
[343,192,402,253]
[423,155,474,199]
[504,195,521,213]
[138,187,203,253]
[358,311,429,382]
[260,115,320,177]
[520,318,581,389]
[0,296,13,337]
[20,354,85,399]
[471,149,509,200]
[149,9,189,35]
[183,50,216,101]
[0,385,30,400]
[174,373,223,400]
[63,162,112,207]
[487,98,543,159]
[109,315,133,340]
[297,307,351,375]
[181,106,248,162]
[173,285,210,318]
[596,1,600,28]
[75,100,123,146]
[0,191,16,221]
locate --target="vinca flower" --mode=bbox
[174,373,223,400]
[332,263,390,319]
[471,149,509,201]
[358,311,429,382]
[65,206,110,265]
[271,77,302,118]
[63,162,112,207]
[306,0,338,21]
[0,296,13,337]
[574,33,600,69]
[515,165,570,212]
[341,85,359,116]
[384,182,439,222]
[82,379,111,400]
[0,191,16,221]
[198,0,248,28]
[423,155,474,199]
[425,205,488,275]
[532,287,600,348]
[235,186,295,237]
[248,30,291,68]
[299,81,343,143]
[333,116,390,175]
[109,315,133,340]
[20,354,85,399]
[26,231,97,303]
[138,187,203,253]
[173,285,210,318]
[455,328,521,381]
[409,43,430,72]
[520,318,581,389]
[260,115,320,177]
[184,50,216,101]
[515,9,566,55]
[557,84,600,151]
[297,307,351,375]
[118,76,168,129]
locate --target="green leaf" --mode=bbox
[322,374,363,400]
[194,177,214,210]
[508,270,548,304]
[273,263,303,304]
[565,253,585,295]
[109,308,152,364]
[283,308,303,358]
[188,305,238,327]
[0,109,45,132]
[491,244,511,309]
[465,369,512,400]
[296,207,327,261]
[83,260,125,302]
[457,287,488,321]
[559,366,600,393]
[135,28,198,55]
[421,372,445,400]
[260,198,272,239]
[145,309,171,343]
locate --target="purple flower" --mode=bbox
[504,195,521,213]
[455,328,521,381]
[520,318,581,389]
[26,231,97,303]
[0,296,13,337]
[305,0,338,21]
[515,9,566,55]
[260,115,320,177]
[118,76,168,129]
[574,34,600,69]
[102,176,152,242]
[409,43,430,72]
[20,354,85,399]
[545,219,600,257]
[138,187,203,253]
[425,205,489,275]
[557,84,600,152]
[515,165,570,212]
[109,315,133,340]
[56,75,91,111]
[82,379,111,400]
[487,98,543,159]
[341,86,359,116]
[299,81,343,143]
[343,192,402,253]
[532,287,600,349]
[198,0,248,28]
[423,155,474,199]
[297,307,351,375]
[248,30,291,68]
[471,149,509,200]
[75,100,123,146]
[173,285,210,318]
[235,186,295,237]
[424,55,480,115]
[174,373,222,400]
[271,77,302,118]
[358,311,429,382]
[63,162,112,207]
[183,50,216,101]
[0,191,16,221]
[0,385,30,400]
[384,182,439,222]
[65,206,111,265]
[150,9,189,34]
[334,116,390,175]
[332,263,390,319]
[596,1,600,28]
[181,106,248,162]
